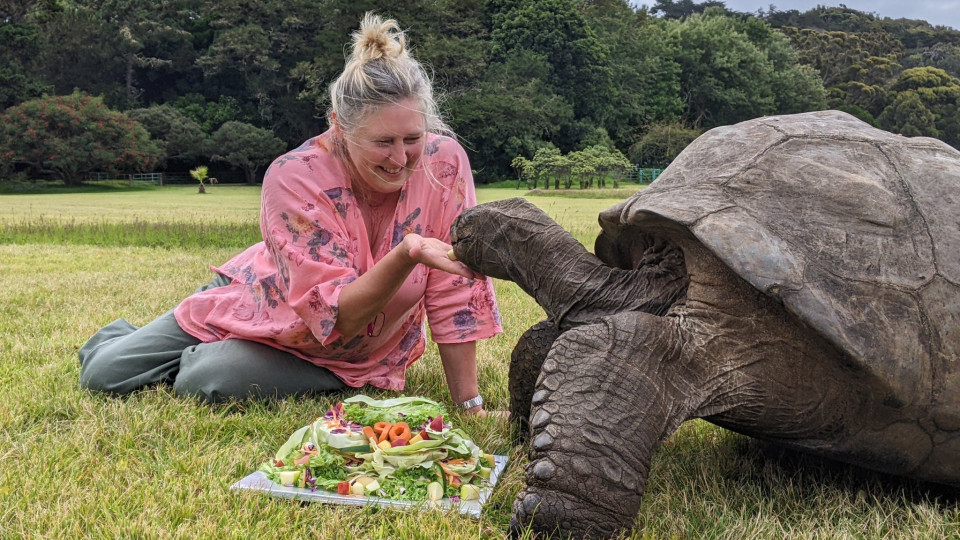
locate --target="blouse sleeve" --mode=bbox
[423,144,503,343]
[259,152,359,346]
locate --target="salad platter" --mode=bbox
[231,395,508,517]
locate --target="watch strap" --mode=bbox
[459,395,484,410]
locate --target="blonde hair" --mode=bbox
[329,13,451,146]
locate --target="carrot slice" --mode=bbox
[388,422,411,443]
[373,422,391,437]
[377,423,392,443]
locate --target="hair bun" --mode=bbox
[351,12,407,64]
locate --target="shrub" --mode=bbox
[0,91,163,186]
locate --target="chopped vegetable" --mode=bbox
[460,484,482,501]
[279,470,300,486]
[427,481,444,501]
[258,395,493,504]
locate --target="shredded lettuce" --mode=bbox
[342,395,447,427]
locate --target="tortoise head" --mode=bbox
[450,197,551,280]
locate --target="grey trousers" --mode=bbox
[78,274,346,402]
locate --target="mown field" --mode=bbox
[1,184,956,539]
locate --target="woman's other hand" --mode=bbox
[464,407,511,419]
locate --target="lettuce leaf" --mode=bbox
[342,395,447,427]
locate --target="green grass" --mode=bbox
[1,185,957,539]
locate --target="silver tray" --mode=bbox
[230,454,509,518]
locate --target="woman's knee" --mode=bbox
[78,319,139,393]
[174,340,345,402]
[78,313,190,394]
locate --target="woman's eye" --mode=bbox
[404,137,421,144]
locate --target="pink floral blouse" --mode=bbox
[174,131,502,390]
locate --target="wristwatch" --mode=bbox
[459,395,484,410]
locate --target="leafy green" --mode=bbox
[372,464,441,501]
[342,395,447,428]
[260,439,345,485]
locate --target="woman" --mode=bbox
[78,13,502,415]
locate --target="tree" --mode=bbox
[510,155,532,189]
[0,92,162,186]
[628,122,702,168]
[649,0,727,19]
[529,146,561,190]
[878,67,960,147]
[90,0,197,108]
[778,26,902,115]
[903,43,960,80]
[447,50,574,179]
[196,0,329,141]
[666,9,826,128]
[589,145,632,188]
[0,20,53,109]
[491,0,613,124]
[568,149,597,189]
[127,104,209,166]
[171,94,245,133]
[33,4,128,104]
[190,165,216,193]
[209,121,286,184]
[580,1,684,150]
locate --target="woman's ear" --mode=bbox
[330,112,340,133]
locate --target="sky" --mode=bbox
[638,1,960,31]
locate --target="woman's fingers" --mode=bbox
[463,408,511,419]
[406,235,482,279]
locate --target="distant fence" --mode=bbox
[88,171,164,185]
[130,172,164,184]
[87,170,245,185]
[633,167,663,184]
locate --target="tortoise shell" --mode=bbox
[599,111,960,425]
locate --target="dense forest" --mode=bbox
[2,0,959,185]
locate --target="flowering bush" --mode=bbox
[0,91,163,185]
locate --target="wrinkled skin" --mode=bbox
[450,198,960,539]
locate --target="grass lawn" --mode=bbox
[1,184,956,539]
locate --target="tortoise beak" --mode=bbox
[449,208,474,250]
[450,221,461,245]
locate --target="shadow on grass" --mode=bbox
[730,435,960,509]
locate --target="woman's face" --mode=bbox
[342,98,426,195]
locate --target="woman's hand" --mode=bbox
[463,407,511,419]
[403,234,481,280]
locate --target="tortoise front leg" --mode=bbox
[511,311,701,539]
[509,320,562,438]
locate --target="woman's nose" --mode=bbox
[387,141,405,163]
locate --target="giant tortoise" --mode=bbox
[449,110,960,538]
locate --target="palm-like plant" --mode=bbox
[189,165,217,193]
